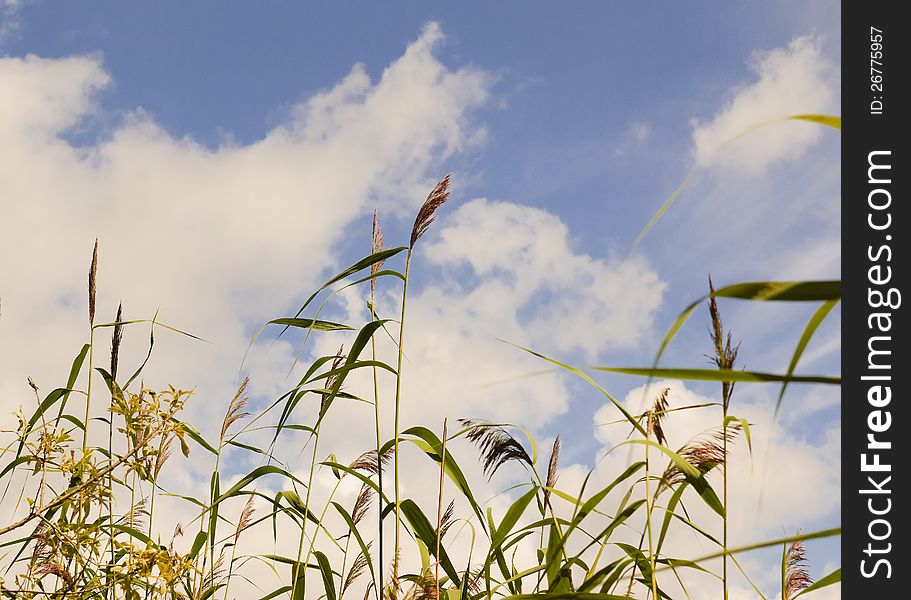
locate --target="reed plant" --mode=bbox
[1,169,842,599]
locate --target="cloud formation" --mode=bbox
[691,35,838,172]
[0,22,490,406]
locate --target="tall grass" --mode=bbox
[0,168,841,599]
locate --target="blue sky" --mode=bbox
[1,3,841,597]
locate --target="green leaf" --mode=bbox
[331,502,376,588]
[656,528,841,572]
[501,340,646,437]
[633,116,840,245]
[789,114,841,130]
[401,499,461,586]
[189,531,208,559]
[650,280,841,370]
[402,426,486,530]
[794,568,841,597]
[593,367,839,386]
[622,439,725,517]
[724,415,752,457]
[491,487,538,549]
[502,594,634,600]
[314,551,337,600]
[775,299,839,418]
[269,318,353,331]
[216,465,306,505]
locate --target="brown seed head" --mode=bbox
[410,175,452,249]
[372,209,385,283]
[544,436,561,509]
[707,276,739,409]
[234,494,256,544]
[111,302,124,382]
[647,387,671,446]
[221,377,251,441]
[783,530,812,599]
[659,422,743,494]
[88,238,98,326]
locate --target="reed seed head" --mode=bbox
[372,209,385,283]
[659,422,743,493]
[234,494,256,544]
[459,418,533,480]
[708,276,739,409]
[88,238,98,326]
[783,530,812,599]
[544,436,561,509]
[221,377,251,441]
[111,302,124,382]
[647,387,670,446]
[410,175,452,249]
[352,484,374,525]
[343,542,373,593]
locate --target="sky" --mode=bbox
[0,2,841,598]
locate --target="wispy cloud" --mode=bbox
[691,35,838,172]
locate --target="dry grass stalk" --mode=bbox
[410,175,452,248]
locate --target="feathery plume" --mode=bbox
[221,377,250,441]
[707,276,739,409]
[352,484,374,525]
[783,531,812,599]
[410,175,452,248]
[321,345,346,414]
[234,495,256,544]
[372,209,385,282]
[659,423,743,494]
[34,563,76,592]
[436,501,456,541]
[343,543,374,593]
[88,238,98,326]
[459,419,533,479]
[647,388,670,446]
[350,446,394,475]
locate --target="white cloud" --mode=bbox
[0,22,490,410]
[0,23,675,595]
[1,0,25,42]
[424,198,666,358]
[0,23,840,598]
[691,35,838,172]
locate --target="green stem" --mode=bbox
[291,424,322,599]
[392,251,413,595]
[83,328,94,452]
[371,282,383,599]
[723,410,728,600]
[645,438,658,600]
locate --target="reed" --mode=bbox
[0,175,841,599]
